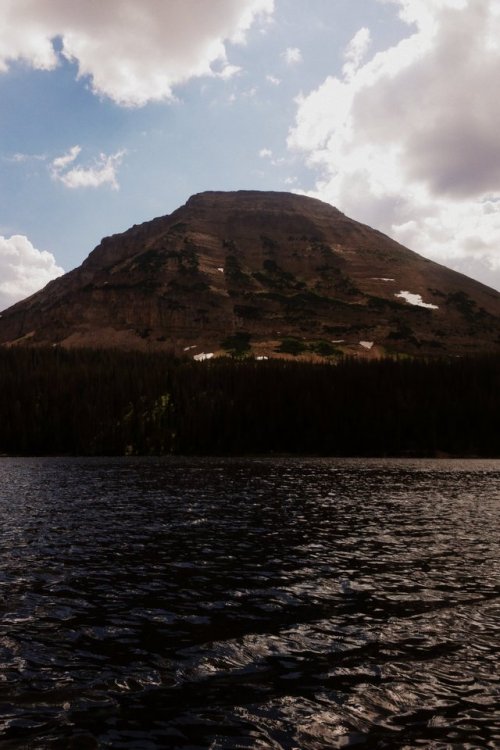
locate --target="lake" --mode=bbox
[0,458,498,749]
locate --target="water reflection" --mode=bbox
[0,458,499,748]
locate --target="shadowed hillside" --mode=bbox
[0,191,499,358]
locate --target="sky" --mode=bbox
[1,0,500,310]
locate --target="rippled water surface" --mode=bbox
[0,458,499,749]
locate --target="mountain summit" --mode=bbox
[1,191,499,357]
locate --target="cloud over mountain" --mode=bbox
[0,235,64,310]
[288,0,500,289]
[0,0,274,106]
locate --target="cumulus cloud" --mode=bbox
[51,145,82,173]
[288,0,500,289]
[0,235,64,310]
[50,146,126,190]
[216,64,242,80]
[342,27,371,78]
[0,0,274,106]
[283,47,303,65]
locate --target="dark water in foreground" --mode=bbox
[0,458,499,749]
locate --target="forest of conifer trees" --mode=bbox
[0,347,499,457]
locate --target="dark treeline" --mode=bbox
[0,347,499,456]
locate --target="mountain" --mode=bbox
[1,190,499,358]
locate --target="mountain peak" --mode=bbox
[1,191,499,357]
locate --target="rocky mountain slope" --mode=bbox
[1,190,499,358]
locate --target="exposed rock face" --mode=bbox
[1,190,499,358]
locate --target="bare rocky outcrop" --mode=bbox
[1,190,499,358]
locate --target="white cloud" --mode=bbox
[0,0,274,106]
[283,47,303,65]
[266,74,281,85]
[6,152,47,164]
[51,145,81,172]
[242,86,258,98]
[288,0,500,290]
[0,235,64,310]
[51,146,126,190]
[258,148,288,167]
[216,64,242,80]
[342,27,371,78]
